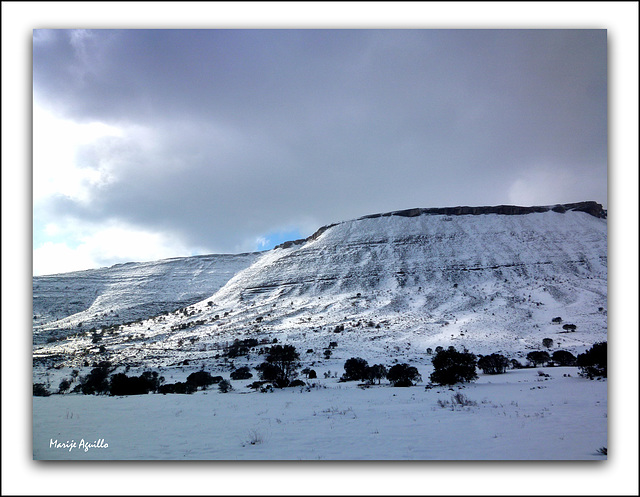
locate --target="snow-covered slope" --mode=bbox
[33,202,607,370]
[32,253,260,344]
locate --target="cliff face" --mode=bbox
[359,201,607,219]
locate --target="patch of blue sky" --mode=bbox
[32,221,79,250]
[255,228,304,251]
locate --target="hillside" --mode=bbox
[32,253,260,344]
[33,202,607,371]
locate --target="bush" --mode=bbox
[526,351,551,367]
[218,379,232,393]
[366,364,387,385]
[33,383,50,397]
[430,347,477,385]
[289,379,306,387]
[577,342,607,379]
[387,363,422,387]
[552,350,577,366]
[186,371,215,389]
[159,382,196,394]
[256,345,300,388]
[58,379,71,394]
[510,358,524,369]
[80,361,113,395]
[477,353,509,374]
[308,369,317,379]
[110,373,152,396]
[542,338,554,349]
[230,367,253,380]
[341,357,369,382]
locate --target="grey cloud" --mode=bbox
[34,29,607,256]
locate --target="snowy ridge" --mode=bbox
[32,253,260,344]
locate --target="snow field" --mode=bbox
[34,367,606,460]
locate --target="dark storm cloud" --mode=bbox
[34,29,607,254]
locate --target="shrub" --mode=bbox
[230,367,253,380]
[218,379,232,393]
[366,364,387,385]
[387,363,422,387]
[308,369,317,379]
[542,338,554,349]
[289,379,306,387]
[158,382,196,394]
[110,373,149,396]
[577,342,607,379]
[256,344,300,388]
[58,379,71,394]
[451,392,477,407]
[323,349,332,359]
[33,383,50,397]
[552,350,577,366]
[477,353,509,374]
[186,371,216,389]
[430,347,477,385]
[80,361,113,395]
[552,317,563,323]
[562,323,577,332]
[341,357,369,382]
[510,358,524,369]
[526,351,551,367]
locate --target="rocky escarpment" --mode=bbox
[358,201,607,220]
[274,202,606,250]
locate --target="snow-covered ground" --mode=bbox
[33,366,606,460]
[33,368,607,460]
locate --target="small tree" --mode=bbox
[430,347,477,385]
[186,371,215,389]
[342,357,369,382]
[80,361,113,395]
[387,364,422,387]
[230,367,253,380]
[366,364,387,385]
[218,379,232,393]
[58,378,71,394]
[526,351,551,367]
[33,383,50,397]
[542,338,554,349]
[577,342,607,379]
[552,350,577,366]
[256,344,300,388]
[477,353,509,374]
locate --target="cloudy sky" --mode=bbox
[33,29,607,275]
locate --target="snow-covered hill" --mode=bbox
[32,253,260,344]
[33,202,607,371]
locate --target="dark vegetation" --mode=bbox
[386,363,421,387]
[256,344,301,388]
[430,347,478,385]
[577,342,607,379]
[477,353,509,374]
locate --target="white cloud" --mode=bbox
[32,103,122,205]
[507,163,601,206]
[33,220,205,276]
